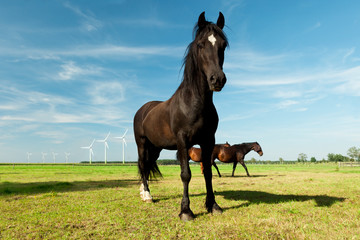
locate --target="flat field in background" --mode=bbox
[1,163,360,239]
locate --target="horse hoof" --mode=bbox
[140,191,153,203]
[179,211,195,221]
[211,203,223,215]
[212,206,223,215]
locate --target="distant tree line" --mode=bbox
[296,146,360,163]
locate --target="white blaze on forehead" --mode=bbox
[208,34,216,46]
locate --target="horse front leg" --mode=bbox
[177,142,195,221]
[201,143,222,214]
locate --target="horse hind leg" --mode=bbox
[213,162,222,177]
[137,142,161,203]
[232,161,238,177]
[139,155,152,203]
[138,147,152,203]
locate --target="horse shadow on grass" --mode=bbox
[215,190,345,208]
[218,174,270,178]
[156,189,345,212]
[0,179,139,196]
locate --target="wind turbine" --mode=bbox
[41,152,47,163]
[97,132,110,164]
[114,129,128,164]
[52,152,58,163]
[81,139,95,164]
[26,152,32,163]
[65,152,71,163]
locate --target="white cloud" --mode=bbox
[225,48,289,72]
[63,2,103,32]
[0,116,34,122]
[0,105,18,110]
[306,22,321,32]
[273,90,302,99]
[278,100,298,109]
[62,44,185,58]
[222,0,245,15]
[0,44,184,60]
[57,61,101,80]
[88,81,125,105]
[227,50,360,97]
[333,66,360,96]
[342,47,356,63]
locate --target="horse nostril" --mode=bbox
[210,75,216,83]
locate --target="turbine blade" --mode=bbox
[105,132,110,140]
[121,129,128,138]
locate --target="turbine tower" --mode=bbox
[52,152,58,163]
[65,152,71,163]
[114,129,128,164]
[97,132,110,164]
[41,152,47,163]
[26,152,32,163]
[81,139,95,164]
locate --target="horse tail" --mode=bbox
[134,102,163,181]
[137,144,163,180]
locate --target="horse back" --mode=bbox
[134,101,161,120]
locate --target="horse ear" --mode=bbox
[217,12,225,29]
[198,11,206,28]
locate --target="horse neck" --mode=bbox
[179,45,213,104]
[238,143,255,154]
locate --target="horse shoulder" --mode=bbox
[236,151,245,162]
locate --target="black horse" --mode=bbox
[133,12,228,221]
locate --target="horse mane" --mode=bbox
[233,142,256,148]
[179,20,229,91]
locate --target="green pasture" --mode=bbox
[1,163,360,239]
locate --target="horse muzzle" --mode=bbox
[209,73,227,92]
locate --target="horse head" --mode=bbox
[193,12,228,92]
[253,142,263,156]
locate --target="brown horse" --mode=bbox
[133,12,228,221]
[190,142,263,177]
[188,142,230,163]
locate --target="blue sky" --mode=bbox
[1,0,359,163]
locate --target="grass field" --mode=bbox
[1,163,360,239]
